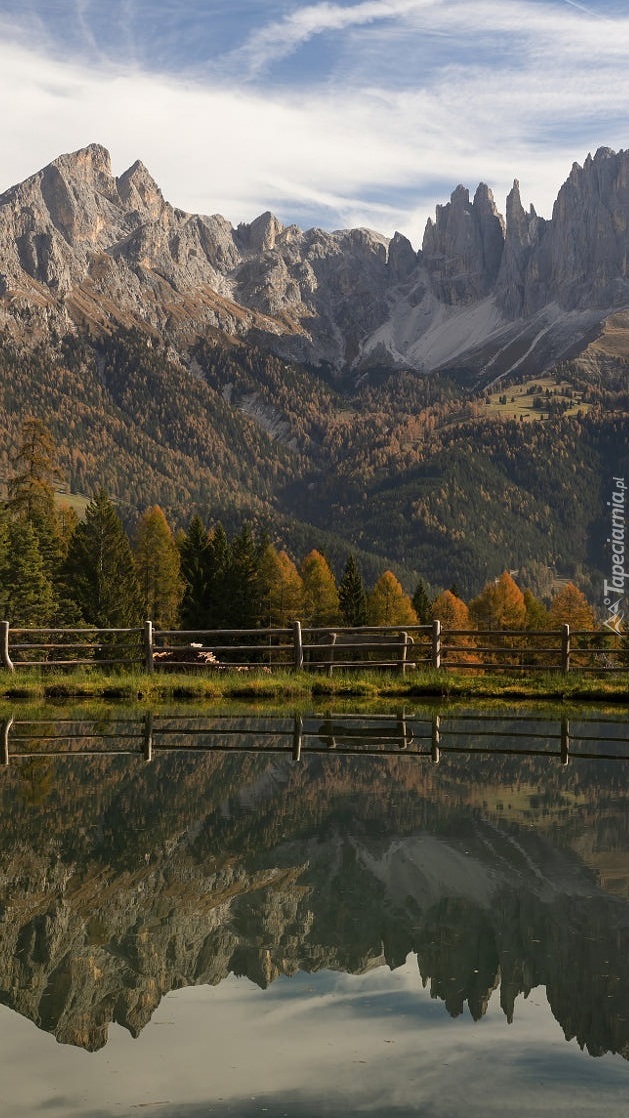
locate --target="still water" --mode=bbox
[1,706,629,1117]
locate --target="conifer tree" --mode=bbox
[549,582,596,629]
[62,490,142,628]
[411,578,432,625]
[179,514,211,629]
[7,417,60,519]
[301,550,340,626]
[223,523,266,629]
[0,518,55,626]
[366,571,417,626]
[7,417,66,583]
[260,545,303,627]
[205,522,233,627]
[523,588,550,630]
[339,554,367,627]
[469,571,526,630]
[134,506,184,629]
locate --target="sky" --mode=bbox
[1,0,629,245]
[2,957,629,1116]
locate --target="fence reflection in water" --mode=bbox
[1,712,628,767]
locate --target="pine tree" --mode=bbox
[179,514,211,629]
[7,417,66,584]
[1,518,55,626]
[134,506,184,629]
[339,554,367,627]
[411,578,432,625]
[223,524,265,629]
[62,490,142,628]
[366,571,417,626]
[301,550,340,626]
[201,522,232,628]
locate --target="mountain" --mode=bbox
[2,723,629,1054]
[3,143,629,378]
[0,144,627,595]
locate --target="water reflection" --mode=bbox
[0,706,628,1090]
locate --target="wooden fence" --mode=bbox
[1,712,628,767]
[0,619,626,674]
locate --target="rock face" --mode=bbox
[3,143,629,378]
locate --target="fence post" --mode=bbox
[431,620,442,670]
[561,624,571,673]
[560,717,570,766]
[399,632,409,675]
[143,712,153,761]
[1,717,12,766]
[293,621,304,671]
[292,713,303,761]
[144,621,154,674]
[431,714,441,764]
[1,622,14,672]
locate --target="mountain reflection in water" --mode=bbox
[0,706,629,1092]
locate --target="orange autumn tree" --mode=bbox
[469,571,526,667]
[431,590,478,666]
[366,571,417,626]
[549,582,596,629]
[260,545,304,627]
[300,550,340,626]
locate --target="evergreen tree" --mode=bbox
[338,554,367,627]
[411,578,432,625]
[134,506,184,629]
[1,518,55,626]
[206,522,233,627]
[7,417,66,583]
[523,588,550,630]
[223,524,266,629]
[301,550,340,626]
[62,490,142,628]
[179,514,211,629]
[366,571,417,626]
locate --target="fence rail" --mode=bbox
[0,620,626,675]
[1,712,628,767]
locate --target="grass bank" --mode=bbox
[0,667,625,706]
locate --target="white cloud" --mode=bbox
[1,1,629,243]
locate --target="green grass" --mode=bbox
[484,373,592,422]
[0,666,625,706]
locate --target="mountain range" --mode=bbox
[0,144,627,594]
[3,142,629,377]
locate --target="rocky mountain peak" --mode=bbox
[421,181,505,304]
[116,158,165,219]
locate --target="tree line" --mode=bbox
[0,418,600,638]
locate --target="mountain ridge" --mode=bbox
[3,143,629,379]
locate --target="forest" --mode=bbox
[0,417,606,651]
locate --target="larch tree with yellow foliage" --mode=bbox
[366,571,417,626]
[134,505,184,629]
[549,583,596,629]
[261,545,304,627]
[431,590,477,666]
[300,550,340,626]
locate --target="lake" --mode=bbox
[0,704,628,1116]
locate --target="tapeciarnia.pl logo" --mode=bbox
[603,476,626,634]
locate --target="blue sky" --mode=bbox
[1,0,628,244]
